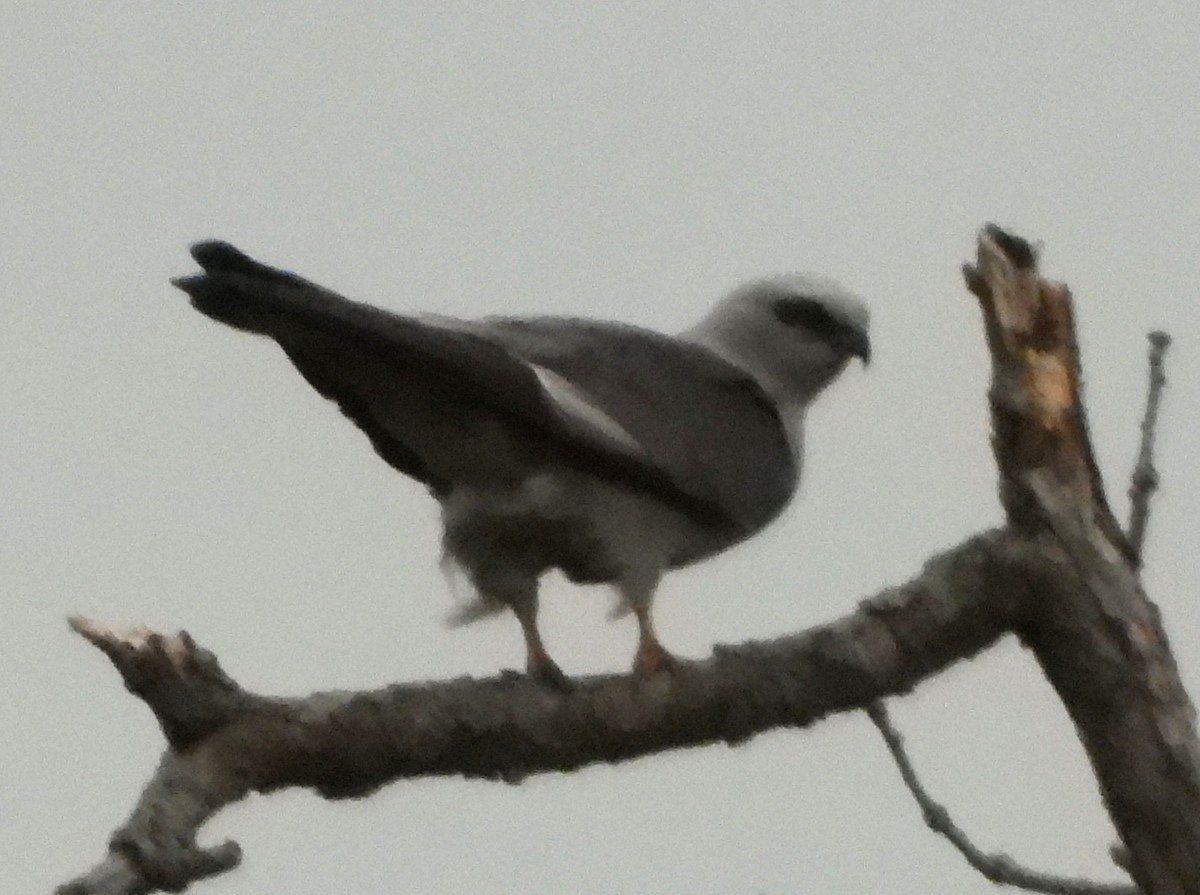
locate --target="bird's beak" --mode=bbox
[847,329,871,366]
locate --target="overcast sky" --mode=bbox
[5,3,1198,893]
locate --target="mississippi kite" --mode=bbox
[173,243,869,686]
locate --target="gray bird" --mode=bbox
[173,243,869,686]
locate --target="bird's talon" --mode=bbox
[527,655,574,692]
[633,642,678,678]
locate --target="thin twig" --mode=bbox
[866,702,1137,895]
[1126,331,1172,567]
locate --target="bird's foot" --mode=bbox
[633,639,678,678]
[526,651,574,692]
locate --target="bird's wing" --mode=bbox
[173,242,795,534]
[473,317,798,535]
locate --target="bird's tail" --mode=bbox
[171,241,351,337]
[171,241,530,403]
[439,551,507,628]
[444,600,507,628]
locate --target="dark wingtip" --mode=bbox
[190,240,258,274]
[170,274,202,295]
[184,240,308,290]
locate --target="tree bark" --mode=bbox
[56,226,1198,894]
[964,226,1200,893]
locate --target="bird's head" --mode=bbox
[685,273,870,416]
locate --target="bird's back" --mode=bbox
[475,316,799,544]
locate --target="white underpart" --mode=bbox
[440,465,706,627]
[439,357,723,628]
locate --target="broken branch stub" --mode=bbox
[964,225,1200,895]
[962,225,1129,557]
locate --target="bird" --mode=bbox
[172,242,870,687]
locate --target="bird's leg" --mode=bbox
[632,605,676,676]
[507,586,572,692]
[622,570,675,677]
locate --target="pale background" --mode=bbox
[5,3,1198,893]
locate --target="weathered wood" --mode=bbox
[965,225,1200,895]
[58,533,1030,894]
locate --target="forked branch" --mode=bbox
[964,226,1199,894]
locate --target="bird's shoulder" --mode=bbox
[471,315,799,535]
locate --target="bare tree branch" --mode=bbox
[1126,330,1172,566]
[867,702,1136,895]
[964,226,1200,894]
[57,533,1038,895]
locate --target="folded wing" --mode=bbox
[173,242,795,537]
[474,316,797,536]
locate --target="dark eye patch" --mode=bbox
[772,297,837,333]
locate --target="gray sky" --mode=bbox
[5,3,1198,893]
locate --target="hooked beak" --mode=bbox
[845,328,871,366]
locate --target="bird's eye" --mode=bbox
[772,297,836,332]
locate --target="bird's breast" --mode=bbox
[439,468,732,586]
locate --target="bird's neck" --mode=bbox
[682,319,809,453]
